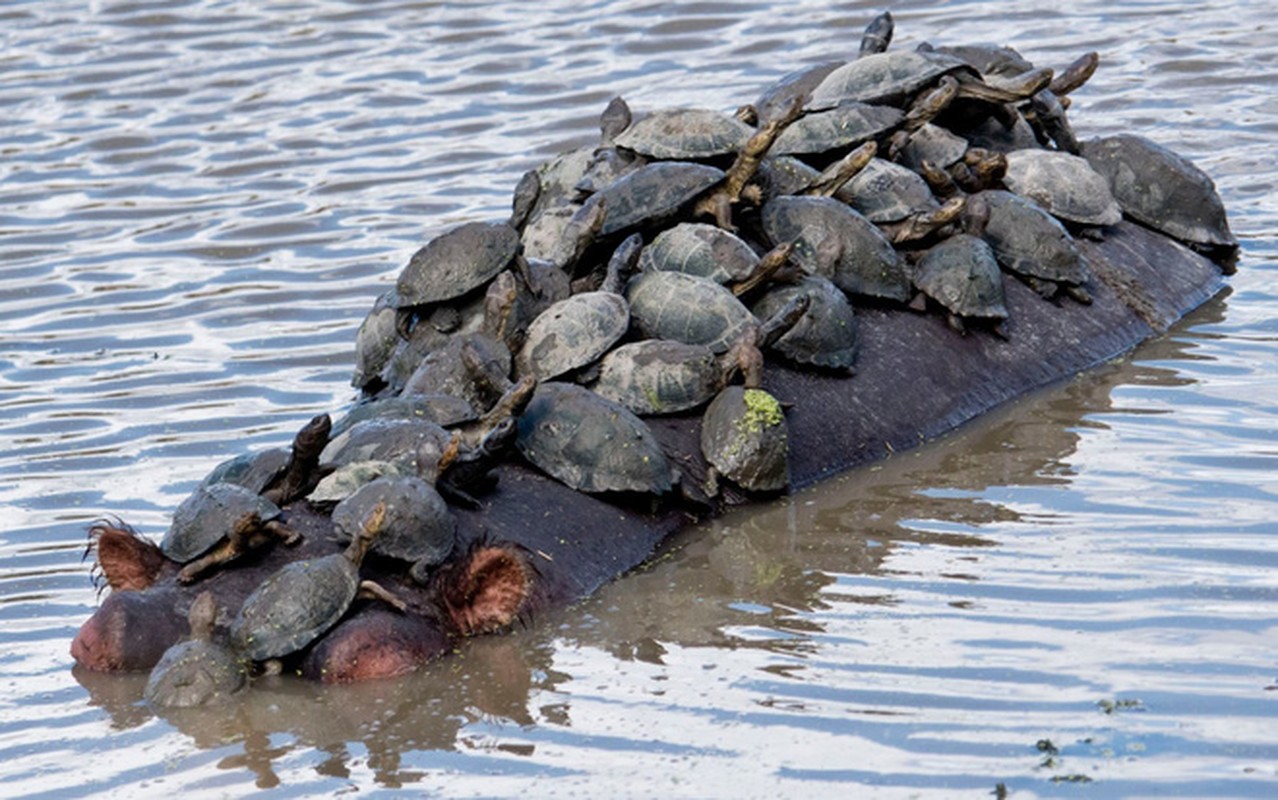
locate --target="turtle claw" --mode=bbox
[358,579,407,613]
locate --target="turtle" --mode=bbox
[638,222,760,285]
[482,260,573,353]
[752,143,877,204]
[319,416,454,474]
[434,415,521,508]
[378,287,490,392]
[509,168,542,233]
[806,49,1052,110]
[514,239,631,382]
[770,102,903,158]
[625,269,757,353]
[1081,134,1238,253]
[750,275,859,371]
[230,501,406,663]
[394,220,522,311]
[698,330,791,495]
[329,394,477,439]
[331,475,456,585]
[516,382,675,495]
[841,158,967,244]
[308,460,406,506]
[400,331,512,414]
[143,592,247,708]
[910,232,1009,335]
[160,482,300,584]
[613,108,754,161]
[197,447,289,496]
[592,340,732,416]
[351,288,400,390]
[691,98,805,230]
[760,195,911,302]
[576,161,725,238]
[1001,149,1123,228]
[752,60,845,124]
[975,189,1092,303]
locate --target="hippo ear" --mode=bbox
[86,520,168,593]
[433,542,534,637]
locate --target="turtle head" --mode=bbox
[187,591,219,641]
[344,500,386,563]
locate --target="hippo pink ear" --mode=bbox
[434,542,534,637]
[87,520,168,592]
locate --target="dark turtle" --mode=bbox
[395,221,522,309]
[319,416,454,474]
[771,102,903,158]
[577,161,725,238]
[435,415,521,508]
[638,222,760,285]
[752,143,877,204]
[351,288,400,390]
[897,122,970,172]
[400,331,512,414]
[198,447,289,496]
[750,275,859,371]
[331,476,455,585]
[698,332,790,496]
[231,502,406,663]
[910,233,1009,335]
[975,189,1092,303]
[1002,149,1122,227]
[514,243,630,382]
[626,270,757,353]
[1081,134,1237,252]
[761,195,910,302]
[378,287,490,393]
[482,259,572,353]
[330,394,477,439]
[753,61,845,124]
[161,482,300,584]
[842,158,967,244]
[806,49,1051,110]
[613,108,753,161]
[592,340,729,416]
[515,382,674,494]
[143,592,246,708]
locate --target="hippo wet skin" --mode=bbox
[72,219,1224,683]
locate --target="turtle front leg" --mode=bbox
[263,519,302,547]
[177,539,238,584]
[358,580,407,613]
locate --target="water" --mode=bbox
[2,1,1276,796]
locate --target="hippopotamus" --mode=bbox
[71,220,1226,684]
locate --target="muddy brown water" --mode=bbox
[2,1,1276,797]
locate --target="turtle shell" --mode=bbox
[515,382,674,494]
[761,195,910,302]
[626,270,757,353]
[753,60,845,124]
[198,448,289,495]
[319,417,453,473]
[772,102,903,157]
[1081,134,1236,249]
[914,234,1009,320]
[307,460,405,505]
[331,476,455,569]
[843,158,940,223]
[638,223,759,285]
[700,386,790,492]
[897,123,969,171]
[807,50,971,109]
[330,394,476,439]
[522,203,582,263]
[580,161,725,237]
[976,190,1089,285]
[230,552,360,661]
[400,331,512,413]
[515,291,629,381]
[1002,149,1123,227]
[396,221,520,307]
[144,638,245,708]
[751,276,859,370]
[593,339,723,415]
[351,289,400,390]
[613,108,752,160]
[161,482,283,563]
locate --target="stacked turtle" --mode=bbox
[136,12,1237,702]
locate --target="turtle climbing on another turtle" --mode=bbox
[331,476,456,585]
[975,189,1092,304]
[144,592,247,708]
[909,195,1010,336]
[160,482,301,585]
[231,501,406,663]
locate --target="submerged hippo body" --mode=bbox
[71,221,1224,683]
